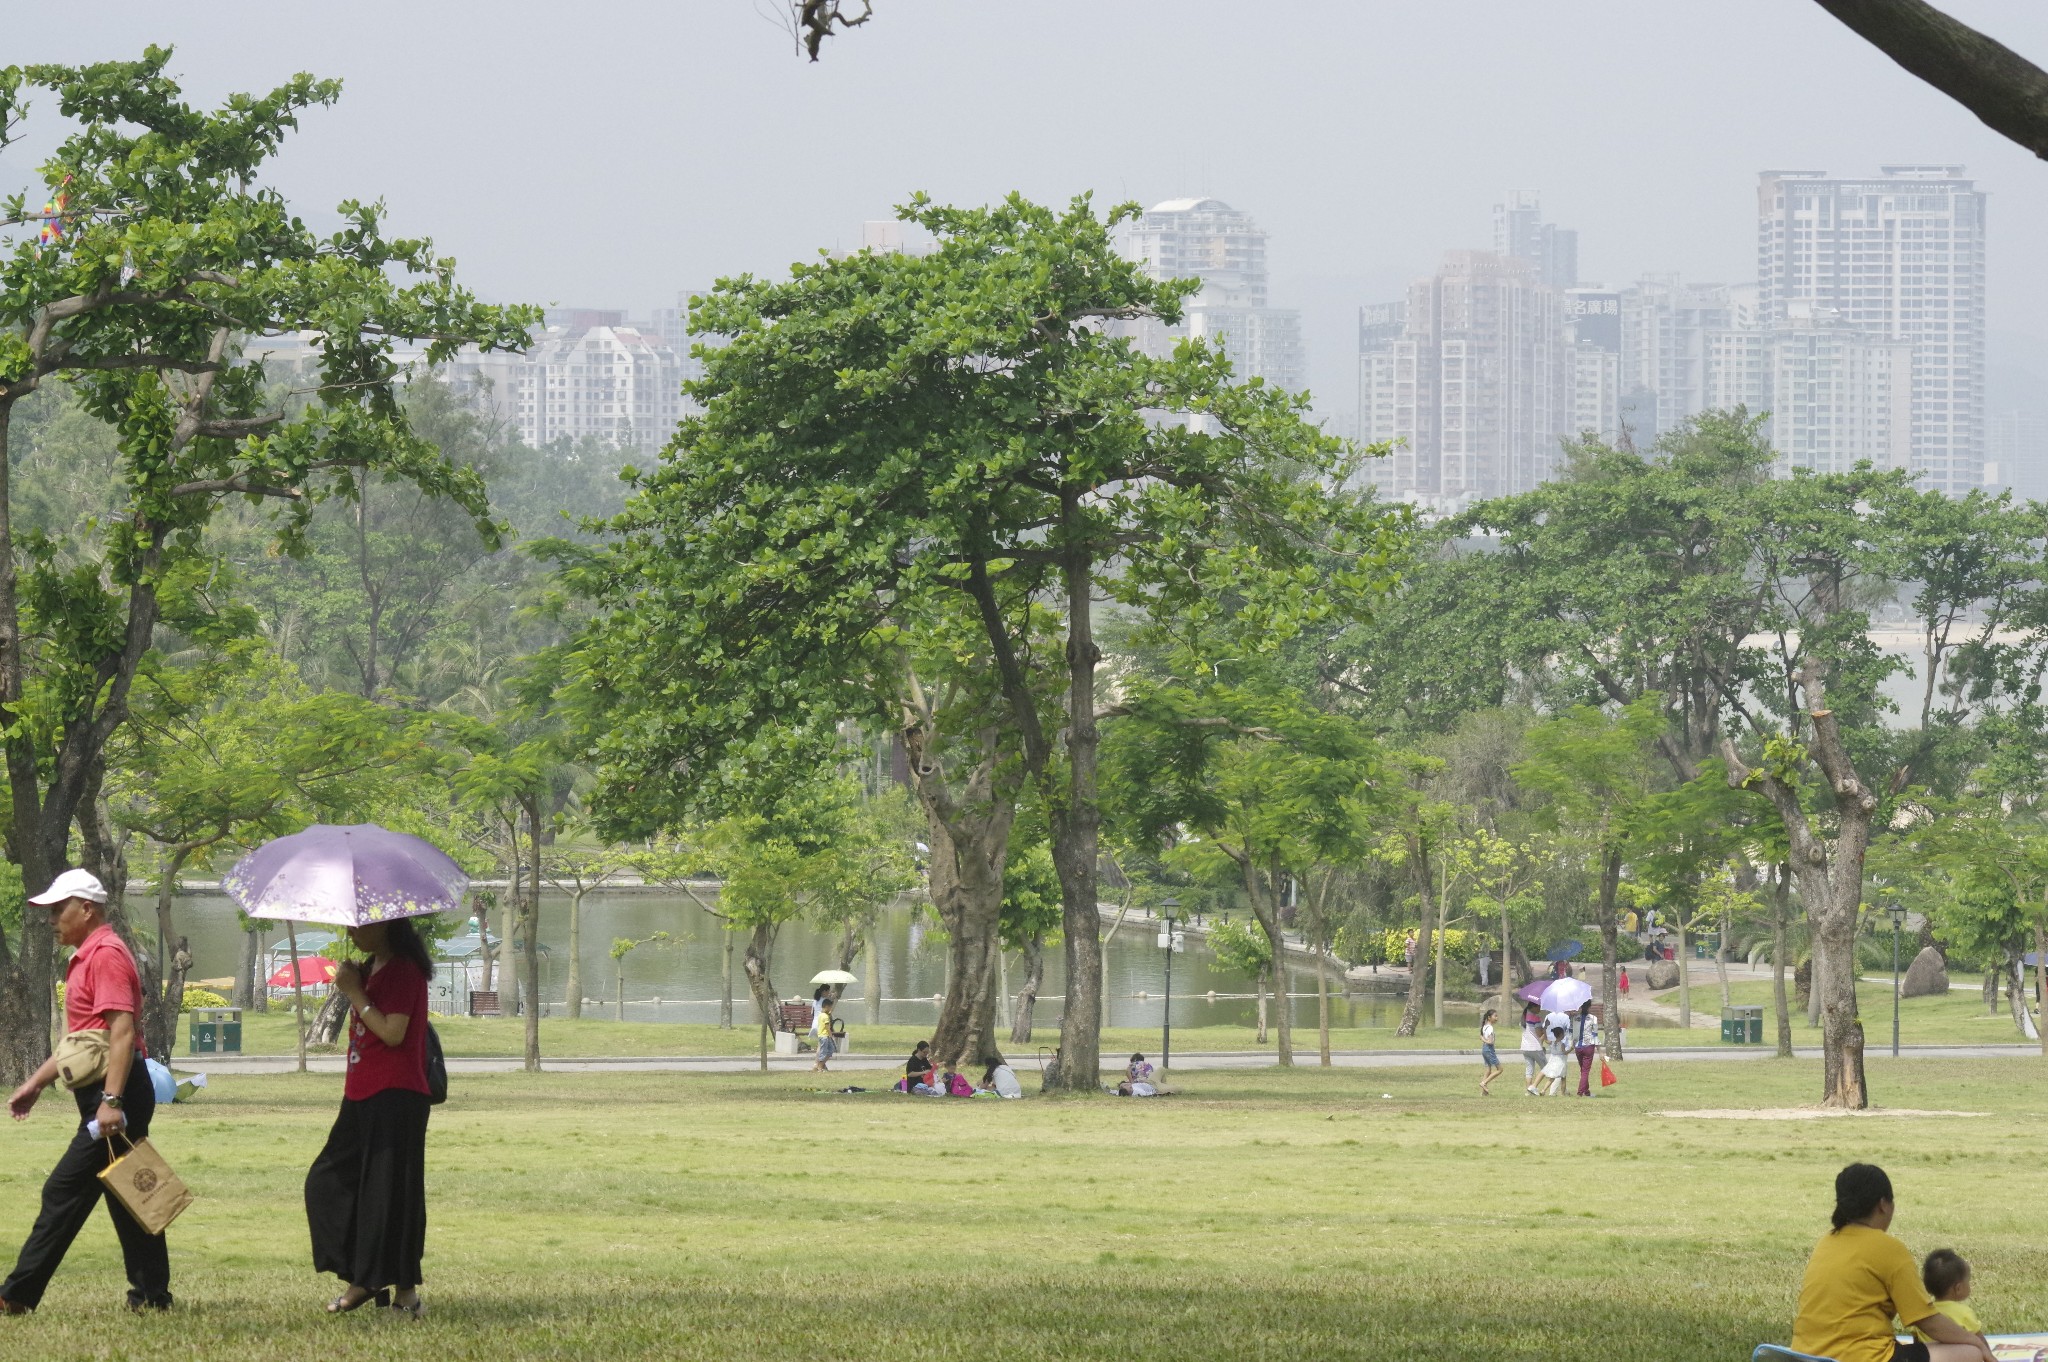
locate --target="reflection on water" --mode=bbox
[172,892,1413,1031]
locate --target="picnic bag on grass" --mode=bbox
[1599,1058,1617,1087]
[425,1024,448,1106]
[97,1133,194,1236]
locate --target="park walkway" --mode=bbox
[188,1042,2039,1077]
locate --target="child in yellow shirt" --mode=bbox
[1910,1248,1988,1350]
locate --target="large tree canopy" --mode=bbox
[0,49,535,1080]
[550,191,1403,1088]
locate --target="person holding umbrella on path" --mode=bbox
[0,870,173,1315]
[225,824,464,1319]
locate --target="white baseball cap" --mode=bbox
[29,868,108,906]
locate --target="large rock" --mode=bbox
[1645,959,1680,991]
[1900,945,1949,998]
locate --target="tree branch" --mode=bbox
[1812,0,2048,160]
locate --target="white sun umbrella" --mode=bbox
[1539,977,1593,1014]
[809,969,859,986]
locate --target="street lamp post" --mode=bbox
[1160,897,1181,1072]
[1888,904,1907,1059]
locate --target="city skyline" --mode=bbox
[8,3,2048,433]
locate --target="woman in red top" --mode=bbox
[303,916,433,1317]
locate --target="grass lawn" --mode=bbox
[2,1057,2045,1360]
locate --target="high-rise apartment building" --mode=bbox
[1121,198,1306,392]
[1989,409,2048,501]
[510,323,686,452]
[1359,251,1569,508]
[1495,191,1578,290]
[1756,166,1986,493]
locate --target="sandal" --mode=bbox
[389,1295,425,1319]
[325,1287,389,1314]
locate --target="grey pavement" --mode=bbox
[182,1043,2042,1077]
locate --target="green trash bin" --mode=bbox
[1719,1008,1741,1043]
[188,1006,242,1054]
[1736,1004,1763,1044]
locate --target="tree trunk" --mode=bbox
[1677,920,1692,1030]
[1714,907,1733,1011]
[925,798,1012,1071]
[1809,0,2048,162]
[309,987,349,1046]
[866,927,882,1027]
[616,963,626,1022]
[521,798,543,1073]
[496,883,521,1022]
[2023,917,2039,1056]
[2006,952,2035,1039]
[1245,859,1293,1065]
[1316,943,1332,1068]
[476,896,495,993]
[564,887,585,1020]
[235,922,263,1012]
[1807,939,1824,1027]
[1723,691,1874,1107]
[740,921,781,1028]
[1983,961,1999,1014]
[1394,835,1437,1038]
[1596,849,1621,1059]
[721,929,735,1029]
[1497,896,1517,1037]
[1009,930,1043,1045]
[1254,965,1269,1043]
[1431,909,1446,1031]
[1045,520,1104,1092]
[1772,864,1794,1058]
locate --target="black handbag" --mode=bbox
[425,1024,448,1106]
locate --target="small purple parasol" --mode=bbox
[222,824,467,928]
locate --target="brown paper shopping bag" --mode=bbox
[97,1134,195,1236]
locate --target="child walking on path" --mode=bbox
[1479,1010,1502,1095]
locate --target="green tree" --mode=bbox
[0,51,534,1079]
[108,646,440,1055]
[1514,696,1669,1057]
[1108,681,1384,1066]
[551,192,1399,1090]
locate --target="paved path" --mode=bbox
[185,1043,2042,1077]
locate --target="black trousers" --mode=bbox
[305,1089,429,1293]
[0,1058,171,1311]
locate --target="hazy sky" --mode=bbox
[10,1,2048,415]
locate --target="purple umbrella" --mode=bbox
[1514,980,1547,1004]
[222,824,468,928]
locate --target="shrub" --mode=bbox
[179,987,230,1012]
[1338,927,1484,969]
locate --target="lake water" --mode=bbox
[171,891,1409,1032]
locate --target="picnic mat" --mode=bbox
[1986,1336,2048,1361]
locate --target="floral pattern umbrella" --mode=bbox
[223,824,467,928]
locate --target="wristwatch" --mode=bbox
[100,1093,124,1110]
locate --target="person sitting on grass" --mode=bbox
[983,1060,1023,1099]
[1911,1249,1990,1355]
[901,1041,939,1095]
[1789,1163,1994,1362]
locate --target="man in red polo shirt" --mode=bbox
[1,869,173,1314]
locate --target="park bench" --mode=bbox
[469,990,501,1017]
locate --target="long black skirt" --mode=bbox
[305,1089,429,1292]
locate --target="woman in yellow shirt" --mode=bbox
[1789,1164,1993,1362]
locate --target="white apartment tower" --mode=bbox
[1756,167,1986,493]
[513,321,686,453]
[1121,198,1306,392]
[1359,252,1569,508]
